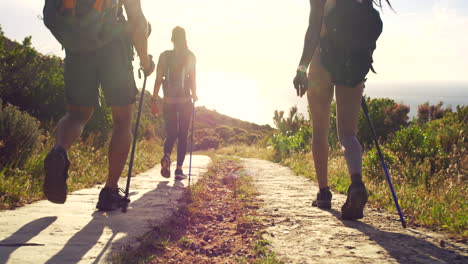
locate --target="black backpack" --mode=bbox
[319,0,383,87]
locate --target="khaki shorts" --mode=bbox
[64,38,137,106]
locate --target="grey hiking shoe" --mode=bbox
[341,182,368,220]
[312,187,332,209]
[161,155,171,178]
[43,146,70,204]
[96,187,129,211]
[174,169,187,180]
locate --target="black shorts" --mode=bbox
[319,37,373,87]
[64,38,137,106]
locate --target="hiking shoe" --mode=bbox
[160,155,171,178]
[43,146,70,204]
[312,187,332,209]
[96,187,129,211]
[174,169,188,180]
[341,182,368,220]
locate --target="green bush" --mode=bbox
[271,125,312,160]
[327,97,409,150]
[364,105,466,186]
[0,100,42,168]
[363,146,398,182]
[194,136,220,151]
[0,27,66,123]
[215,126,234,144]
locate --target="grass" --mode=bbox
[111,155,282,264]
[0,137,164,210]
[211,144,275,160]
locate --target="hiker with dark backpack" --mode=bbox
[293,0,392,220]
[42,0,155,211]
[151,26,197,180]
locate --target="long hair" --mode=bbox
[171,26,188,51]
[373,0,394,11]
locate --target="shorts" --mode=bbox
[64,37,137,106]
[319,37,372,88]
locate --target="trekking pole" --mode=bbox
[122,65,150,213]
[361,97,406,228]
[188,103,195,187]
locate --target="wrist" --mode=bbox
[141,55,150,66]
[297,65,307,73]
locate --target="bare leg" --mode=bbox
[307,52,334,189]
[105,104,134,190]
[335,83,364,180]
[55,105,94,150]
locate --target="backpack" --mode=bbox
[319,0,383,87]
[162,50,194,98]
[43,0,126,53]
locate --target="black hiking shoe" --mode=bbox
[341,182,368,220]
[312,187,332,209]
[174,169,188,180]
[96,187,129,211]
[43,146,70,204]
[161,155,171,178]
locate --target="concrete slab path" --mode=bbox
[242,158,468,264]
[0,155,211,264]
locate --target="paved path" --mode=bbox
[0,155,211,264]
[242,158,467,264]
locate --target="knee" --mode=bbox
[67,108,93,124]
[113,118,132,134]
[338,133,361,150]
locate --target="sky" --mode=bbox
[1,0,467,125]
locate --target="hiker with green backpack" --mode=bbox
[293,0,392,220]
[151,26,197,180]
[42,0,155,211]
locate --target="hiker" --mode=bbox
[42,0,155,211]
[293,0,391,219]
[151,26,197,180]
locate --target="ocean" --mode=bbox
[364,82,468,118]
[291,82,468,124]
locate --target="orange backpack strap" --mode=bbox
[93,0,115,13]
[93,0,105,12]
[63,0,76,15]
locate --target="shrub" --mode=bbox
[215,126,234,144]
[417,102,452,124]
[0,100,42,168]
[271,125,312,160]
[195,136,220,151]
[363,146,398,182]
[0,28,66,123]
[328,97,409,150]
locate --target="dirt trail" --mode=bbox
[0,155,211,264]
[242,158,467,264]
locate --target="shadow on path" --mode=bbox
[44,180,186,264]
[0,217,57,264]
[328,209,467,264]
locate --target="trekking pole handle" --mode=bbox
[139,55,155,79]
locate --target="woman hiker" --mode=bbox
[151,26,197,180]
[293,0,392,220]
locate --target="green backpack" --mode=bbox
[43,0,127,53]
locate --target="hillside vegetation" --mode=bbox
[0,26,271,209]
[269,99,467,237]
